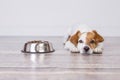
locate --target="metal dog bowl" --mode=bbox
[22,40,55,53]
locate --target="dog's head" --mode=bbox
[70,30,104,54]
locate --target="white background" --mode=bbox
[0,0,120,36]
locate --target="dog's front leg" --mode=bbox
[93,42,103,53]
[64,41,79,53]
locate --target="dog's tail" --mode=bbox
[63,27,73,45]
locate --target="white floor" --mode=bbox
[0,36,120,80]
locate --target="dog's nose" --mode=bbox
[84,46,89,52]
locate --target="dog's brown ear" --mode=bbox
[70,31,81,46]
[92,30,104,42]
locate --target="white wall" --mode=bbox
[0,0,120,36]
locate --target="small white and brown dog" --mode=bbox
[63,24,104,54]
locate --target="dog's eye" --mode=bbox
[78,40,83,43]
[90,40,95,44]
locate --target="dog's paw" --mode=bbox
[93,47,103,53]
[70,48,79,53]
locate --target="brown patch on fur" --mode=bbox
[86,31,104,49]
[92,30,104,42]
[69,31,81,46]
[86,32,97,49]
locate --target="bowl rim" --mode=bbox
[21,49,55,54]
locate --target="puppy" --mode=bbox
[64,24,104,54]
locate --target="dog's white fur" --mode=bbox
[64,24,104,54]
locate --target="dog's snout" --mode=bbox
[84,46,89,52]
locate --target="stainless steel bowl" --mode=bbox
[22,40,55,53]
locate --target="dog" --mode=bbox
[63,24,104,54]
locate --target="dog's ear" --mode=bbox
[70,31,81,46]
[92,30,104,42]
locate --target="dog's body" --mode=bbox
[64,24,104,54]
